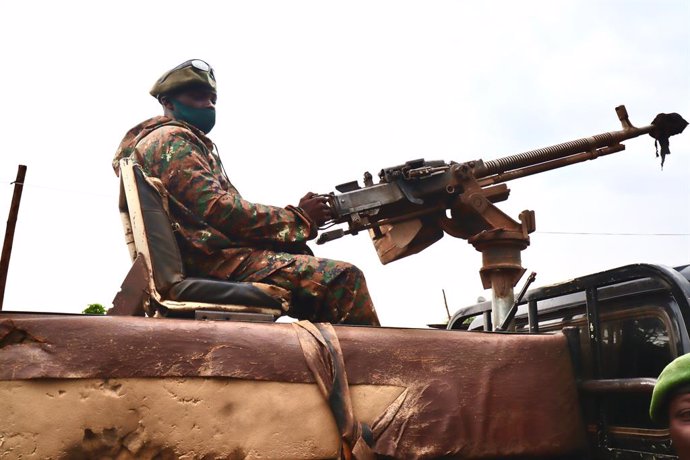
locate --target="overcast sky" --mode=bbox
[0,0,688,327]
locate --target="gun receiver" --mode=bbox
[316,105,687,329]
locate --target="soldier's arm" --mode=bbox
[143,130,316,243]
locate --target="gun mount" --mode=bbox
[317,105,687,329]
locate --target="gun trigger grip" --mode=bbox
[316,228,345,245]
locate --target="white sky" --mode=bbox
[0,0,688,327]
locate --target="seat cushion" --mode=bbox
[167,278,289,311]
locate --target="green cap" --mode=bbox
[650,353,690,424]
[150,59,217,99]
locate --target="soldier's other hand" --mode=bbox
[298,192,332,226]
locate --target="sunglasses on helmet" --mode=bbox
[160,59,216,83]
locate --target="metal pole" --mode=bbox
[496,271,537,331]
[528,300,539,333]
[0,165,27,311]
[491,281,515,331]
[442,289,451,322]
[471,237,529,332]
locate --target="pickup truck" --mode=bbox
[448,262,690,459]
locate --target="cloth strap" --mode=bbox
[292,321,375,459]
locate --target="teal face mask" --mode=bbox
[170,99,216,134]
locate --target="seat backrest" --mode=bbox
[119,158,184,296]
[118,158,289,317]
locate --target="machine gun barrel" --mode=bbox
[474,105,686,186]
[481,106,652,177]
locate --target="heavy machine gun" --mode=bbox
[316,105,687,328]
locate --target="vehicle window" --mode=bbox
[583,314,674,429]
[599,316,671,379]
[531,308,675,430]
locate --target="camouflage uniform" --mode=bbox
[114,116,379,326]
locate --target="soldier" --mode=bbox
[650,353,690,459]
[113,59,380,326]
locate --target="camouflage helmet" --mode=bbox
[649,353,690,424]
[150,59,217,99]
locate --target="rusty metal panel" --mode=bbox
[0,315,587,458]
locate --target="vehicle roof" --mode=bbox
[451,263,690,328]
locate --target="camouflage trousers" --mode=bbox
[233,252,380,326]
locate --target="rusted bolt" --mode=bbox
[472,196,484,209]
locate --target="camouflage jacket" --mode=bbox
[113,116,316,279]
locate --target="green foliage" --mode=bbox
[462,316,475,326]
[82,303,106,315]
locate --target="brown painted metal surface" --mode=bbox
[442,162,535,329]
[2,378,402,459]
[109,254,148,316]
[0,314,586,458]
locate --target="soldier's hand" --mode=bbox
[298,192,332,226]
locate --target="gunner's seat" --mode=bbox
[111,158,289,321]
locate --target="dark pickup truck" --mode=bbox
[448,263,690,459]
